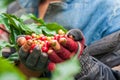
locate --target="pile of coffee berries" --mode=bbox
[17,29,66,53]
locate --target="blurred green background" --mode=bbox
[0,0,15,13]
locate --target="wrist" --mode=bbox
[17,62,42,78]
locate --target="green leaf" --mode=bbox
[0,0,15,7]
[30,78,50,80]
[0,57,26,80]
[27,23,43,34]
[0,41,15,57]
[0,0,15,13]
[28,14,46,25]
[46,23,67,34]
[0,14,10,32]
[9,25,18,44]
[52,57,81,80]
[7,52,19,63]
[3,13,33,34]
[38,26,56,36]
[20,14,31,22]
[0,41,15,50]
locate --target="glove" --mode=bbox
[19,45,48,71]
[17,29,85,72]
[64,29,95,78]
[17,35,48,72]
[46,29,85,71]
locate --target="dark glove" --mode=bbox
[46,29,85,71]
[18,36,48,72]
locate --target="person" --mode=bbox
[4,0,120,79]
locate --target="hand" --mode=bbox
[47,29,85,71]
[18,36,48,72]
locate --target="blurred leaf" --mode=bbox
[0,14,10,32]
[37,26,56,36]
[20,14,31,22]
[3,13,33,34]
[30,78,50,80]
[52,57,81,80]
[7,52,19,64]
[0,41,15,57]
[28,14,46,25]
[27,23,43,34]
[0,57,26,80]
[46,23,67,34]
[0,0,15,7]
[0,0,15,13]
[0,41,15,50]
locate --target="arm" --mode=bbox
[38,0,50,19]
[17,62,42,78]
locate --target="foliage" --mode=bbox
[0,0,15,7]
[0,13,67,50]
[0,13,80,80]
[0,57,26,80]
[52,57,81,80]
[0,0,15,13]
[0,41,15,57]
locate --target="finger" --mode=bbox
[59,37,78,52]
[16,35,26,46]
[55,45,73,60]
[36,52,48,71]
[16,35,26,40]
[26,45,41,67]
[66,29,84,41]
[18,40,33,63]
[47,49,64,63]
[19,47,29,62]
[50,40,73,60]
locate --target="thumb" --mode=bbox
[67,29,85,45]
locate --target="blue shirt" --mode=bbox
[18,0,120,45]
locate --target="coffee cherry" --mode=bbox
[44,41,50,48]
[42,46,49,53]
[54,34,60,40]
[30,44,36,51]
[17,37,26,46]
[58,29,65,35]
[40,36,47,41]
[31,33,37,38]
